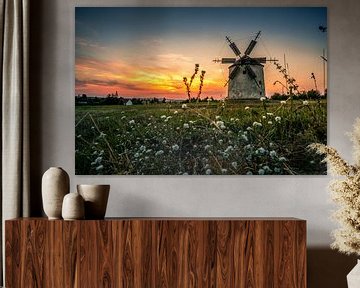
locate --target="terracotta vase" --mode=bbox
[42,167,70,219]
[347,259,360,288]
[62,192,85,220]
[77,184,110,219]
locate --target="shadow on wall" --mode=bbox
[308,248,357,288]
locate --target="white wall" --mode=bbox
[31,0,360,248]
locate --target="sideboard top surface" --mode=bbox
[6,217,305,222]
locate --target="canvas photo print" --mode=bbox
[75,7,327,175]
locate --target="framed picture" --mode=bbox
[75,7,327,175]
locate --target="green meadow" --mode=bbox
[75,99,327,175]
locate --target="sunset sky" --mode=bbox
[75,7,327,99]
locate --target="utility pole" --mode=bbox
[322,48,326,95]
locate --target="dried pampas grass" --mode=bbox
[309,118,360,256]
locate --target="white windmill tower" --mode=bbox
[214,31,271,99]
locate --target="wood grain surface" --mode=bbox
[5,218,306,287]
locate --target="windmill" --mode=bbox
[214,31,273,99]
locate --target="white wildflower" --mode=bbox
[241,134,248,142]
[224,146,234,153]
[205,169,212,175]
[260,97,266,101]
[268,121,273,125]
[181,104,187,109]
[275,116,281,122]
[216,121,226,129]
[270,150,277,157]
[174,110,178,114]
[96,165,104,171]
[257,147,266,154]
[258,168,265,175]
[183,123,190,129]
[267,112,274,116]
[253,121,262,127]
[263,166,271,172]
[245,106,250,110]
[262,116,267,119]
[215,115,221,120]
[160,115,167,119]
[155,150,164,156]
[91,156,102,165]
[172,144,179,151]
[204,145,211,150]
[280,100,286,105]
[279,156,287,162]
[303,100,309,106]
[129,120,135,125]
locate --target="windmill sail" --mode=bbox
[226,36,241,56]
[229,65,240,79]
[253,57,267,64]
[221,58,236,64]
[245,65,257,79]
[244,31,261,56]
[244,40,257,56]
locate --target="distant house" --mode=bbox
[125,99,133,106]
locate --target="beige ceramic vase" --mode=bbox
[42,167,70,219]
[77,184,110,219]
[62,192,85,220]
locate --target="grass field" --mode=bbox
[75,99,327,175]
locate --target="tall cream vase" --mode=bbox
[42,167,70,219]
[347,260,360,288]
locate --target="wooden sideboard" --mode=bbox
[5,218,306,287]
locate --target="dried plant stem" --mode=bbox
[308,121,360,256]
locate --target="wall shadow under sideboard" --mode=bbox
[308,248,357,288]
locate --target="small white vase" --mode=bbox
[62,192,85,220]
[42,167,70,219]
[347,259,360,288]
[77,184,110,219]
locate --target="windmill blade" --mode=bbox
[245,65,261,89]
[253,57,266,64]
[244,31,261,56]
[226,36,241,57]
[229,65,241,80]
[245,65,257,79]
[244,40,257,56]
[221,58,236,64]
